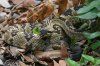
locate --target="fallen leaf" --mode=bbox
[27,2,54,22]
[9,46,25,57]
[59,60,69,66]
[72,0,80,7]
[20,53,34,63]
[18,61,27,66]
[0,0,11,8]
[56,0,68,15]
[11,0,39,8]
[0,47,5,54]
[53,60,59,66]
[60,41,69,59]
[0,59,3,65]
[0,6,4,12]
[72,0,85,7]
[80,0,85,4]
[38,61,48,66]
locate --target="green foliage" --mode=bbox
[32,26,41,35]
[94,58,100,66]
[83,32,100,39]
[70,0,100,66]
[77,10,97,19]
[82,54,95,63]
[77,0,100,19]
[81,54,100,66]
[65,55,100,66]
[91,41,100,50]
[65,58,80,66]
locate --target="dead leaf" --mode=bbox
[0,47,5,54]
[11,0,37,8]
[0,0,11,8]
[18,61,27,66]
[80,0,85,4]
[27,2,54,22]
[20,53,34,63]
[59,60,69,66]
[38,61,48,66]
[56,0,68,15]
[60,41,69,59]
[72,0,85,7]
[0,6,4,12]
[53,60,59,66]
[72,0,80,7]
[9,46,25,57]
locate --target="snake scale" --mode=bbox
[2,23,43,50]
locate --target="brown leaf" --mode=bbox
[56,0,68,15]
[0,6,4,12]
[53,60,59,66]
[27,2,54,22]
[72,0,85,7]
[72,0,80,7]
[60,41,69,59]
[59,60,69,66]
[80,0,85,4]
[20,53,34,63]
[18,61,27,66]
[9,46,25,57]
[11,0,36,8]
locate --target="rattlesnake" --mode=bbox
[2,13,93,50]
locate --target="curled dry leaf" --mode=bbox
[9,46,25,57]
[0,47,5,54]
[18,61,27,66]
[20,53,34,63]
[72,0,85,7]
[56,0,68,15]
[11,0,38,8]
[72,0,80,7]
[60,41,69,59]
[53,60,59,66]
[27,2,54,22]
[59,60,69,66]
[80,0,85,4]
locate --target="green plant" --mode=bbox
[83,32,100,51]
[65,58,80,66]
[76,0,100,19]
[80,54,100,66]
[32,26,41,35]
[65,54,100,66]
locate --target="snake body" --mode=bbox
[2,17,85,49]
[3,23,42,49]
[46,18,84,40]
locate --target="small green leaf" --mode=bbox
[97,12,100,17]
[77,0,100,14]
[66,58,80,66]
[82,54,94,63]
[83,32,100,39]
[91,41,100,50]
[94,58,100,65]
[76,11,97,19]
[85,0,94,5]
[32,27,41,35]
